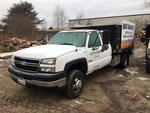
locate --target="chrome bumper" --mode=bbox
[10,73,66,88]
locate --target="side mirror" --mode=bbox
[101,44,109,52]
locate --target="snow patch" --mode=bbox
[136,77,150,81]
[117,74,124,77]
[70,104,76,107]
[134,49,145,58]
[74,100,82,105]
[125,67,139,75]
[0,58,10,62]
[86,100,95,104]
[0,59,4,62]
[145,95,150,100]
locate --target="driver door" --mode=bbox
[87,31,104,74]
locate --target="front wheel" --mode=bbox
[65,70,84,99]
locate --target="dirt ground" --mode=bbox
[0,41,150,113]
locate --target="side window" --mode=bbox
[88,32,101,48]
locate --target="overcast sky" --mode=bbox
[0,0,149,27]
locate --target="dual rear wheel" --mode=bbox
[119,53,129,68]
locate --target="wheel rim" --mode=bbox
[72,77,82,92]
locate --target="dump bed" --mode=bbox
[71,21,135,54]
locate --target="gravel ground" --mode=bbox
[0,43,150,113]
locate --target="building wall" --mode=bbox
[69,14,150,33]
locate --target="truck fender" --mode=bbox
[64,58,88,74]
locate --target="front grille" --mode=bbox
[14,56,40,72]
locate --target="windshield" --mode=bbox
[48,32,87,47]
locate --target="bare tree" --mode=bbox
[52,5,68,30]
[76,12,84,20]
[76,12,84,24]
[144,0,150,7]
[86,19,93,26]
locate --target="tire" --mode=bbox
[146,58,150,73]
[119,53,129,68]
[130,49,134,55]
[24,83,34,88]
[65,70,84,99]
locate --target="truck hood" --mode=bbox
[14,44,76,59]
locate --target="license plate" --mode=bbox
[18,78,26,86]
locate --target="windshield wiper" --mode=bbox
[60,43,74,45]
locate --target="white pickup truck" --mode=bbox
[8,22,135,98]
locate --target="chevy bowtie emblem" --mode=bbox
[21,61,26,66]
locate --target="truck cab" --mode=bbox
[8,29,112,98]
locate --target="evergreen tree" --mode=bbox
[2,1,43,38]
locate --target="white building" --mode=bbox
[69,13,150,32]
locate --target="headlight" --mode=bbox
[40,67,55,73]
[40,58,56,65]
[40,58,56,72]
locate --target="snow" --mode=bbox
[0,59,4,62]
[86,100,95,104]
[136,77,150,81]
[145,95,150,99]
[0,52,13,59]
[134,49,145,58]
[125,67,139,75]
[117,74,125,77]
[74,100,82,105]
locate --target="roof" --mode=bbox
[60,29,98,33]
[69,13,150,21]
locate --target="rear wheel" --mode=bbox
[119,53,129,68]
[130,48,134,55]
[65,70,84,99]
